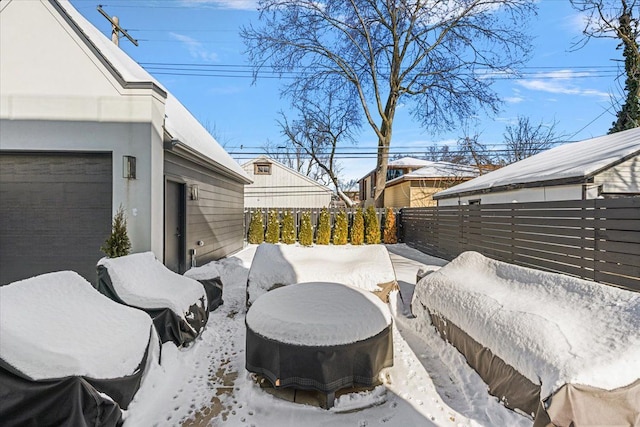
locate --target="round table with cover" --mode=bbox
[245,281,394,408]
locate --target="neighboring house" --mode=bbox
[358,157,478,207]
[0,0,251,285]
[434,128,640,206]
[242,156,333,208]
[384,162,478,207]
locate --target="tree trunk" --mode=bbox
[373,133,391,207]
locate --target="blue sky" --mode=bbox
[70,0,623,180]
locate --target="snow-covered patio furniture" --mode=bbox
[0,271,159,426]
[246,243,398,306]
[245,281,393,409]
[97,252,208,347]
[411,251,640,426]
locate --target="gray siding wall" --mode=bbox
[164,151,245,268]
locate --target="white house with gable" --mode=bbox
[0,0,251,284]
[434,128,640,206]
[242,156,333,208]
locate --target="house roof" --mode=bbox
[386,161,478,187]
[434,128,640,199]
[242,156,333,193]
[55,0,251,184]
[388,157,434,168]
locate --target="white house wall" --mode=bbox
[437,184,585,206]
[0,0,165,257]
[242,161,332,208]
[594,155,640,194]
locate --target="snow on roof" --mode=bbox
[388,161,478,184]
[0,271,153,380]
[56,0,249,182]
[436,128,640,198]
[388,157,433,167]
[247,244,397,305]
[246,282,392,346]
[413,251,640,398]
[98,252,206,318]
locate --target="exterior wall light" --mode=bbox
[123,155,136,179]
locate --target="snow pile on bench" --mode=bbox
[97,252,208,346]
[412,251,640,425]
[0,271,154,380]
[98,252,205,316]
[246,244,397,306]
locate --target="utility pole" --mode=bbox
[97,5,138,47]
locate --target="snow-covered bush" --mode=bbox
[365,206,381,244]
[299,211,313,246]
[351,207,364,245]
[316,208,331,245]
[265,210,280,244]
[383,208,398,244]
[247,210,264,244]
[333,210,348,245]
[281,210,296,244]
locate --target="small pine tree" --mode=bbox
[365,205,381,244]
[281,210,296,244]
[101,205,132,258]
[351,207,364,245]
[265,210,280,243]
[298,211,313,246]
[383,207,398,244]
[333,210,348,245]
[247,210,264,244]
[316,208,331,245]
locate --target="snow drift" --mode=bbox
[246,243,397,305]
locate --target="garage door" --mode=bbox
[0,152,112,285]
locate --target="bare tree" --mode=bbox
[242,0,536,206]
[277,90,359,205]
[570,0,640,132]
[502,116,565,163]
[424,145,466,163]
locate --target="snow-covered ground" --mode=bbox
[123,244,534,427]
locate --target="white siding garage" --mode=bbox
[0,152,112,285]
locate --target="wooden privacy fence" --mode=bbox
[401,198,640,292]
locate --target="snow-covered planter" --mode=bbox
[97,252,209,347]
[0,271,159,426]
[411,251,640,426]
[246,243,398,306]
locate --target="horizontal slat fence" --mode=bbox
[401,198,640,292]
[244,207,393,239]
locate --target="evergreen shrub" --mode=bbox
[281,210,296,244]
[298,211,313,246]
[365,206,381,244]
[247,210,264,244]
[351,207,364,245]
[316,208,331,245]
[333,210,348,245]
[265,210,280,243]
[101,205,132,258]
[383,207,398,244]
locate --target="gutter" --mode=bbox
[164,138,253,185]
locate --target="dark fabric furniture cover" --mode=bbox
[245,282,394,404]
[0,338,152,427]
[97,265,207,346]
[198,277,224,312]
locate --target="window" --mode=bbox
[254,163,271,175]
[469,199,481,205]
